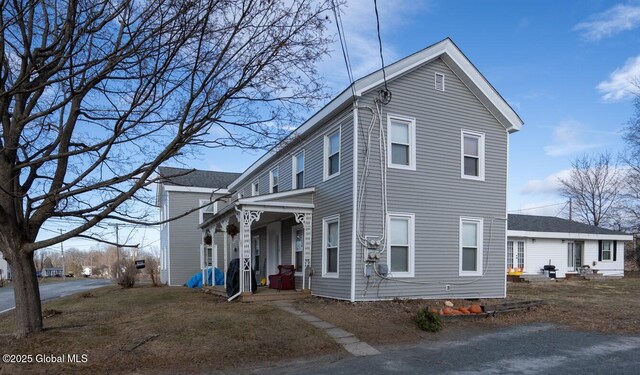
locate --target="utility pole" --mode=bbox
[569,198,573,221]
[60,229,65,281]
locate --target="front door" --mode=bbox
[507,240,525,271]
[567,242,576,271]
[575,241,584,269]
[266,222,282,283]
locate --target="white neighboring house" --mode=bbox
[507,214,632,278]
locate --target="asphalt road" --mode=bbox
[0,278,113,313]
[265,323,640,375]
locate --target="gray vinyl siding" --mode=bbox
[160,191,169,284]
[354,57,507,300]
[167,191,229,286]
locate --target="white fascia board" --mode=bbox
[241,204,313,214]
[507,230,632,241]
[354,38,523,133]
[155,182,163,207]
[238,187,315,203]
[162,186,229,194]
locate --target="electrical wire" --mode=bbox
[331,0,356,99]
[373,0,389,94]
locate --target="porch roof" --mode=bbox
[199,187,315,228]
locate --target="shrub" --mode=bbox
[416,307,443,332]
[111,259,138,288]
[145,257,161,286]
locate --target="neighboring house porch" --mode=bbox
[200,188,314,299]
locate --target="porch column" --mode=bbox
[294,212,312,290]
[239,209,262,293]
[220,218,229,288]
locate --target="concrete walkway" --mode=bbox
[272,301,380,357]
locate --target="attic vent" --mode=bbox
[435,72,445,91]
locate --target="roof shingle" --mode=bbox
[158,166,241,189]
[507,214,627,235]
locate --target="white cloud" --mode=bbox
[520,169,571,195]
[319,1,428,92]
[597,55,640,102]
[543,120,601,157]
[573,4,640,41]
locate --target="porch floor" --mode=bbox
[202,285,311,302]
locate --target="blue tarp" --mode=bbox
[186,267,224,288]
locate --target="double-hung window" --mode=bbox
[322,215,339,277]
[251,180,259,196]
[293,151,305,189]
[270,168,279,193]
[601,240,612,261]
[324,130,340,180]
[199,199,216,224]
[387,115,416,170]
[387,213,414,277]
[460,217,483,276]
[461,130,485,180]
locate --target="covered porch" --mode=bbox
[200,188,314,301]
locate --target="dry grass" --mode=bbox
[0,285,340,374]
[1,274,639,373]
[294,273,640,346]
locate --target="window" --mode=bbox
[324,129,340,180]
[292,225,304,273]
[507,241,513,269]
[322,215,339,277]
[435,72,445,91]
[459,217,483,276]
[293,151,305,189]
[199,199,215,224]
[252,236,260,272]
[251,180,259,196]
[601,240,612,261]
[387,115,416,170]
[270,168,279,193]
[387,213,414,277]
[461,130,485,180]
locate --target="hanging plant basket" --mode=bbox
[203,230,212,245]
[226,223,239,239]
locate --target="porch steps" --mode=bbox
[507,274,554,283]
[241,289,311,302]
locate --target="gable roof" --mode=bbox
[158,166,241,189]
[507,214,627,236]
[228,38,523,190]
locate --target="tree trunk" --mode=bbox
[8,250,43,337]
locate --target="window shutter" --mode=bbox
[613,241,617,261]
[598,240,602,262]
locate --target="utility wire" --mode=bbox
[373,0,391,102]
[508,202,565,213]
[331,0,356,98]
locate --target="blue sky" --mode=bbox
[55,0,640,252]
[196,0,640,216]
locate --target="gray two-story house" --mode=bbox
[157,167,240,286]
[200,38,523,301]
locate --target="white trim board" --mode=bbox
[507,230,632,241]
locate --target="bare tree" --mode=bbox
[558,153,622,227]
[621,85,640,232]
[0,0,331,336]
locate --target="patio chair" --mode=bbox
[268,265,295,291]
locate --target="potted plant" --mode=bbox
[203,230,212,245]
[226,223,239,239]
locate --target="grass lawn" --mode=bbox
[0,286,341,374]
[1,274,638,373]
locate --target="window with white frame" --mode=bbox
[460,217,483,276]
[461,130,485,180]
[199,199,215,224]
[293,151,305,189]
[292,225,304,273]
[387,213,414,277]
[388,115,416,170]
[251,180,259,196]
[322,215,339,277]
[324,130,340,179]
[270,167,279,193]
[601,240,612,261]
